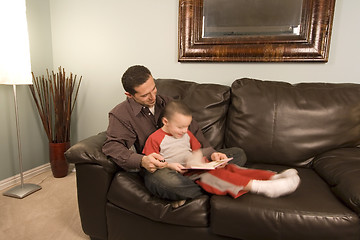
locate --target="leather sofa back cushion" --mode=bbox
[156,79,230,149]
[226,78,360,166]
[313,148,360,215]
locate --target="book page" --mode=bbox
[183,157,233,170]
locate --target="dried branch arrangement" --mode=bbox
[29,67,82,143]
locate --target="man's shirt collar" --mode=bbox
[127,95,165,116]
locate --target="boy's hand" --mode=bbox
[167,163,186,173]
[141,153,167,173]
[211,152,228,161]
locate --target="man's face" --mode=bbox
[127,76,157,108]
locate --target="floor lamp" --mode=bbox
[0,0,42,198]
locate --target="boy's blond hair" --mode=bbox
[163,101,192,121]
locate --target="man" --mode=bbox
[103,65,247,201]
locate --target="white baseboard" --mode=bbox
[0,163,51,191]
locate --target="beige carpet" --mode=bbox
[0,169,89,240]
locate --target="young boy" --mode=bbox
[143,101,300,200]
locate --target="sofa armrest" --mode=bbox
[65,131,118,173]
[65,132,120,240]
[313,148,360,215]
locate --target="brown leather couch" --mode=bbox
[65,78,360,240]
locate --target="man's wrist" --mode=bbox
[202,147,216,159]
[140,155,146,167]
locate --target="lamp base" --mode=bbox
[3,183,42,199]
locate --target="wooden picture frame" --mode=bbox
[178,0,336,62]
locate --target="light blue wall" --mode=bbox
[1,0,359,181]
[1,0,53,181]
[49,0,360,144]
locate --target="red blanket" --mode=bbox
[195,164,275,198]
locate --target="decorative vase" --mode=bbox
[49,142,70,178]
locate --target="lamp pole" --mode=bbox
[2,85,42,199]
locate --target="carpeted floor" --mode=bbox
[0,169,89,240]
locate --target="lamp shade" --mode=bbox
[0,0,32,85]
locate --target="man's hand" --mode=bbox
[211,152,228,161]
[141,153,167,173]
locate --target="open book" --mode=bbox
[183,150,233,170]
[183,157,233,170]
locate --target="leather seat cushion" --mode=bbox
[107,171,210,227]
[106,203,226,240]
[210,164,360,240]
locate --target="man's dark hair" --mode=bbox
[121,65,152,95]
[163,100,192,121]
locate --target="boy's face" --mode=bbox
[162,112,192,139]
